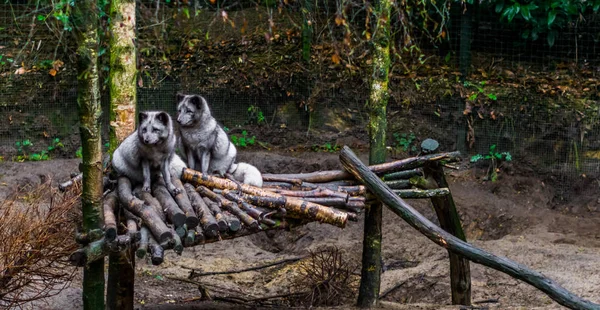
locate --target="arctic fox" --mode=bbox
[176,93,237,177]
[229,162,263,187]
[112,111,181,195]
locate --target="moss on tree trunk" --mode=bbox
[72,0,104,308]
[106,0,137,308]
[357,0,391,307]
[108,0,137,154]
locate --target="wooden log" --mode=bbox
[262,151,461,183]
[103,192,118,242]
[393,188,450,199]
[147,233,164,266]
[175,225,187,238]
[194,229,205,244]
[222,211,241,232]
[134,187,165,221]
[152,183,186,228]
[123,209,141,242]
[262,187,349,200]
[69,236,131,267]
[184,183,219,237]
[382,169,422,181]
[260,175,303,185]
[170,228,184,255]
[183,169,350,228]
[75,229,105,245]
[184,227,196,247]
[220,190,277,226]
[197,186,260,231]
[171,178,199,229]
[385,179,411,189]
[59,173,83,191]
[262,181,295,189]
[301,182,367,196]
[117,177,173,244]
[136,226,150,259]
[201,197,229,232]
[339,146,600,310]
[424,162,471,305]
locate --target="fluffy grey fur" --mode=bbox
[112,111,181,195]
[176,93,237,176]
[229,162,263,187]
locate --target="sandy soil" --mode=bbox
[1,150,600,310]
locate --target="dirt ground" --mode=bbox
[1,149,600,310]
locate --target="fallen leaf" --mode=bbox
[49,68,57,76]
[331,53,341,65]
[14,67,26,75]
[335,15,345,26]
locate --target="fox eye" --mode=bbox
[142,128,147,133]
[152,128,159,133]
[187,111,192,114]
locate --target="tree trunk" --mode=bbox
[340,146,600,310]
[106,0,137,308]
[72,0,104,308]
[357,0,391,305]
[108,0,137,153]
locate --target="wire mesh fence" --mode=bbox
[0,0,598,199]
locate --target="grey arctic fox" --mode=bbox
[176,93,263,187]
[112,111,184,195]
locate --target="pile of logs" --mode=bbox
[69,150,461,267]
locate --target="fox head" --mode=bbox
[176,93,209,127]
[137,111,172,145]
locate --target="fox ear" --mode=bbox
[156,112,170,125]
[138,112,148,123]
[176,93,185,103]
[190,95,202,109]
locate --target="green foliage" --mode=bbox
[464,81,497,103]
[52,0,74,31]
[487,0,600,47]
[393,132,417,153]
[15,138,64,162]
[470,144,512,182]
[312,142,341,153]
[76,146,83,158]
[0,54,14,67]
[231,130,256,148]
[247,105,266,126]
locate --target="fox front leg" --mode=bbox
[200,150,211,175]
[185,145,196,171]
[162,156,180,196]
[142,159,152,192]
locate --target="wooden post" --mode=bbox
[72,0,104,307]
[357,0,392,305]
[425,162,471,305]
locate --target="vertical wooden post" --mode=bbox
[72,0,104,308]
[357,0,391,306]
[106,0,137,308]
[107,209,135,310]
[425,162,471,305]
